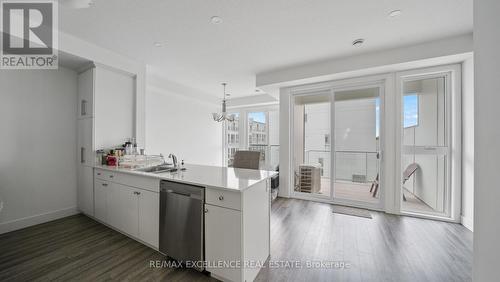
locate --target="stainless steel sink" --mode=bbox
[135,165,178,174]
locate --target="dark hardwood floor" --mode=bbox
[0,198,472,282]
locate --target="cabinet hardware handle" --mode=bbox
[109,175,114,178]
[97,172,101,175]
[204,208,208,213]
[102,183,108,187]
[218,195,224,201]
[81,147,85,163]
[81,100,87,116]
[133,191,141,195]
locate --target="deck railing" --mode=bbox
[305,150,379,182]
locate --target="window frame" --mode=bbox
[223,104,279,168]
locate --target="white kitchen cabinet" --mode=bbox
[93,169,160,248]
[242,179,270,281]
[76,68,95,216]
[77,118,94,166]
[138,189,159,247]
[205,203,242,282]
[76,64,136,221]
[94,178,108,222]
[77,165,94,216]
[205,179,271,282]
[107,182,139,237]
[77,67,94,119]
[94,66,135,150]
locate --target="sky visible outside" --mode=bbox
[375,94,418,137]
[404,94,419,128]
[248,112,266,123]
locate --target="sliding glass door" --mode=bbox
[291,90,333,199]
[290,84,383,207]
[333,87,381,205]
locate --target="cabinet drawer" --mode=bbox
[95,169,111,180]
[94,169,160,193]
[206,188,241,211]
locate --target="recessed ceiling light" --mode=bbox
[352,38,364,47]
[388,10,402,18]
[211,16,223,24]
[153,42,164,47]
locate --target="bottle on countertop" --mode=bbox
[124,138,133,155]
[96,149,106,165]
[131,137,138,155]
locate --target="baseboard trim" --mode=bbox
[0,206,79,234]
[461,215,474,232]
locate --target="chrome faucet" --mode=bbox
[168,153,178,167]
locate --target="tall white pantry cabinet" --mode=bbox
[76,64,136,217]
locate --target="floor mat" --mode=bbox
[331,205,372,219]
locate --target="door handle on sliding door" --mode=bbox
[81,147,85,164]
[81,100,87,116]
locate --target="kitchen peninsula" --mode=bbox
[88,163,276,282]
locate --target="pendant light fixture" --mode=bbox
[212,83,235,122]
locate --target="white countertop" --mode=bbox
[94,164,277,192]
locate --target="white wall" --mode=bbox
[473,1,500,280]
[145,87,222,166]
[461,58,474,231]
[0,68,79,233]
[335,99,377,152]
[258,34,472,96]
[335,99,378,181]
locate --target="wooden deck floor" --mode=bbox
[0,198,472,282]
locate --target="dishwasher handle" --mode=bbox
[165,189,191,197]
[160,180,205,201]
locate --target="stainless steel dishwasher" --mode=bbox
[159,180,204,270]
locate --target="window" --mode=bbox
[223,108,279,169]
[225,113,240,166]
[248,112,268,164]
[403,94,419,128]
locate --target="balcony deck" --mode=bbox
[315,179,379,204]
[304,179,433,212]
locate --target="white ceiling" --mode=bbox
[59,0,472,97]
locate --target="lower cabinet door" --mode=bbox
[205,204,242,282]
[107,183,139,237]
[94,178,108,222]
[77,165,94,216]
[138,190,159,248]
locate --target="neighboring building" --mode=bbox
[226,114,240,166]
[248,118,267,145]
